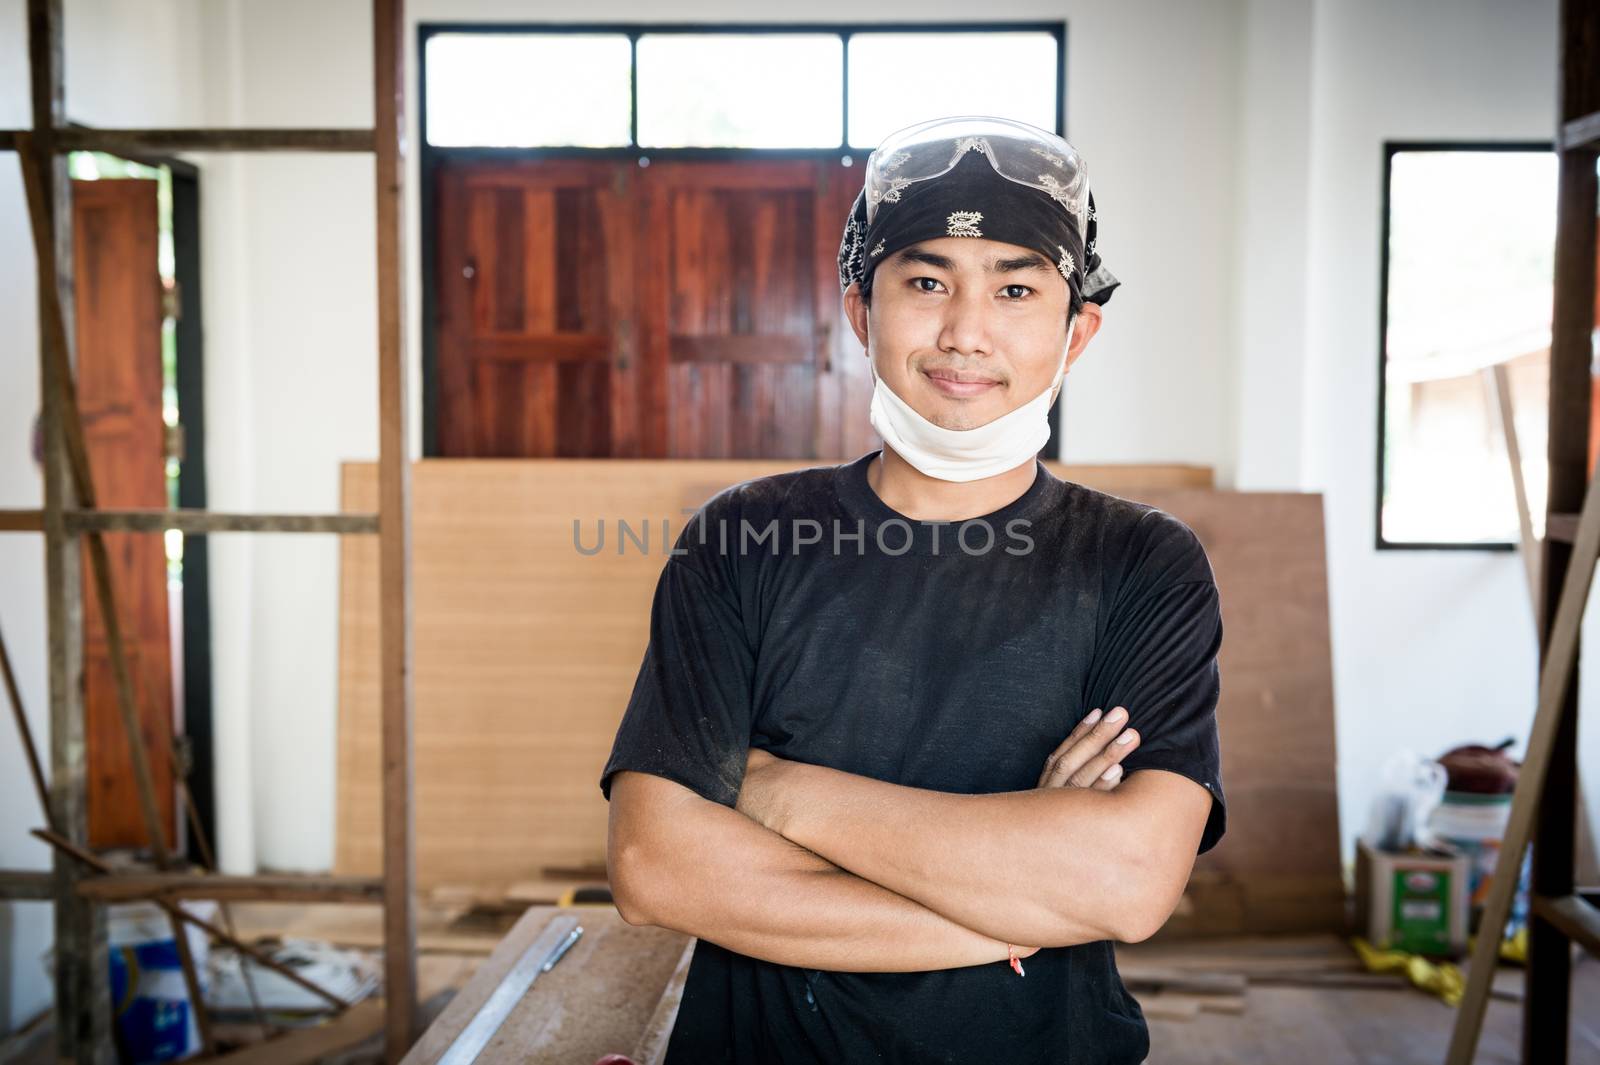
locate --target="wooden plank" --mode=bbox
[1517,12,1600,1056]
[1444,425,1600,1063]
[401,907,688,1065]
[1484,364,1540,609]
[65,509,379,534]
[75,872,384,904]
[38,127,375,153]
[633,940,698,1065]
[31,830,351,1011]
[1561,109,1600,150]
[374,0,418,1058]
[334,462,1337,935]
[24,2,109,1058]
[0,509,380,533]
[0,870,53,899]
[189,1001,385,1065]
[1547,511,1581,542]
[1,620,54,826]
[432,916,581,1064]
[1530,893,1600,958]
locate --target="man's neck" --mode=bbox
[866,446,1041,523]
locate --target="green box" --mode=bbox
[1355,837,1469,957]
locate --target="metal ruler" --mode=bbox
[435,915,584,1065]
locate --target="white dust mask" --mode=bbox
[868,314,1076,483]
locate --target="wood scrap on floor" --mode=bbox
[225,900,513,957]
[1116,933,1546,1024]
[189,1001,385,1065]
[1119,934,1358,1021]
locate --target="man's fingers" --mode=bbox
[1065,728,1140,788]
[1039,706,1112,779]
[1039,706,1134,787]
[1037,708,1105,785]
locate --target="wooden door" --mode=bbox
[432,157,876,459]
[72,178,176,849]
[435,160,636,457]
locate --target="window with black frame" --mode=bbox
[419,24,1063,151]
[1377,143,1558,549]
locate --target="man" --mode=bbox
[599,115,1225,1064]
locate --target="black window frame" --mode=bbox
[417,20,1070,458]
[1375,138,1555,553]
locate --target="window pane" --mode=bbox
[847,33,1057,148]
[1380,150,1558,545]
[636,34,843,148]
[425,34,632,147]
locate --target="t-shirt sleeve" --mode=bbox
[597,508,757,808]
[1085,512,1227,855]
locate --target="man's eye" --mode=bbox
[1001,284,1034,300]
[911,277,944,293]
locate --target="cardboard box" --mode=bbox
[1354,837,1470,957]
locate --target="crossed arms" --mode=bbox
[606,708,1214,973]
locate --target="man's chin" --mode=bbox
[918,401,1010,431]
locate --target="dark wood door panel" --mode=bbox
[642,161,824,459]
[73,177,175,849]
[437,160,633,457]
[433,156,875,460]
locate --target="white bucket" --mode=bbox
[1427,791,1530,933]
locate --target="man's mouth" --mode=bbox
[923,368,1002,399]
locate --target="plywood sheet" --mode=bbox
[399,905,689,1065]
[337,459,1341,933]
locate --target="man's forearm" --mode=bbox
[608,771,1017,972]
[761,761,1143,947]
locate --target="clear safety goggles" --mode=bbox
[863,116,1089,233]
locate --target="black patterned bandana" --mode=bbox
[837,148,1120,308]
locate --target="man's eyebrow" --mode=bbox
[891,247,1053,274]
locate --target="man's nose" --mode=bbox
[937,287,995,357]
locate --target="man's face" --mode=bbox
[843,237,1098,431]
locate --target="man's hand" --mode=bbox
[1037,706,1141,790]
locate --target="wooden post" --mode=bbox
[374,0,419,1056]
[1481,364,1540,610]
[27,2,112,1060]
[1446,4,1600,1059]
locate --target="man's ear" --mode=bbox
[843,281,870,351]
[1063,301,1103,375]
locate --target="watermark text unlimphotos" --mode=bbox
[573,511,1036,558]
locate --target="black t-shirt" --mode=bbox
[599,449,1226,1065]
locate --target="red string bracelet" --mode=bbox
[1007,944,1026,977]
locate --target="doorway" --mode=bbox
[67,152,211,860]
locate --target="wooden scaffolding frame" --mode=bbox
[1445,0,1600,1062]
[0,0,419,1060]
